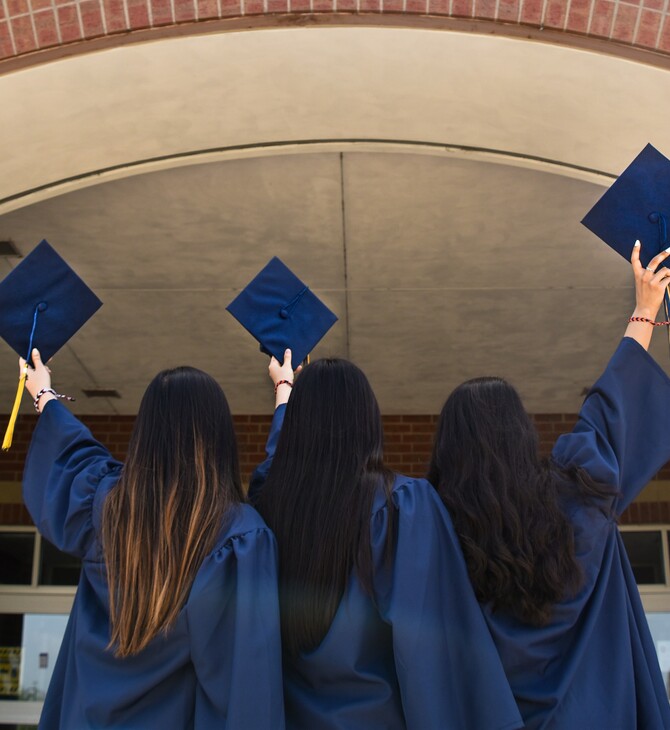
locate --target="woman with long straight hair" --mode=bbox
[427,243,670,729]
[21,354,284,729]
[250,350,522,730]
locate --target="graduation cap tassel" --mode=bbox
[2,366,27,451]
[3,304,41,451]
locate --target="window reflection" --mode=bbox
[0,614,68,701]
[647,613,670,700]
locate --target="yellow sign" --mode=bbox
[0,646,21,697]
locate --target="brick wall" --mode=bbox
[1,411,668,525]
[1,0,670,67]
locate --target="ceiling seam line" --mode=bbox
[0,139,617,208]
[340,151,351,360]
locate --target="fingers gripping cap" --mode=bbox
[581,143,670,267]
[226,257,338,365]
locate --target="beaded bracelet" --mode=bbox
[274,379,293,396]
[34,387,75,413]
[629,316,670,326]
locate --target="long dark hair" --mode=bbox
[427,376,614,626]
[257,358,394,657]
[102,367,243,657]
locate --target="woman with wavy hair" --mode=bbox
[249,350,522,730]
[427,242,670,729]
[21,356,284,730]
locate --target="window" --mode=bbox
[0,527,77,725]
[0,533,34,586]
[620,525,670,701]
[0,528,80,589]
[620,529,667,585]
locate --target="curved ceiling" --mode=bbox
[0,27,669,414]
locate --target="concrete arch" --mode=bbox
[1,26,669,415]
[1,26,669,209]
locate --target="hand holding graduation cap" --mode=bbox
[625,241,670,351]
[269,349,302,408]
[19,348,55,411]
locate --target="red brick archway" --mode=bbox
[1,1,669,69]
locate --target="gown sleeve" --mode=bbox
[22,399,123,559]
[373,478,523,730]
[552,337,670,515]
[187,522,285,729]
[247,403,286,505]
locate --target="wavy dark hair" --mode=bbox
[256,358,394,657]
[427,376,615,626]
[102,367,243,657]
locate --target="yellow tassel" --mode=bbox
[2,368,27,451]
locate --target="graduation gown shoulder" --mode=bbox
[484,337,670,729]
[23,400,285,730]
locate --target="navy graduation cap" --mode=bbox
[226,257,338,366]
[581,143,670,268]
[0,239,102,449]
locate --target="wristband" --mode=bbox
[34,388,75,413]
[274,379,293,396]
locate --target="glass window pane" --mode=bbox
[38,539,81,587]
[0,614,69,703]
[0,533,34,585]
[621,530,666,584]
[0,614,22,699]
[646,613,670,701]
[19,615,68,701]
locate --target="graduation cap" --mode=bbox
[226,257,338,366]
[581,143,670,268]
[0,240,102,449]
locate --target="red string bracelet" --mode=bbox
[629,316,670,326]
[274,379,293,395]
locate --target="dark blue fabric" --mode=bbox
[23,401,285,730]
[0,240,102,362]
[483,337,670,729]
[581,144,670,269]
[226,257,338,365]
[250,407,523,730]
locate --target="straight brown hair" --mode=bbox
[101,367,243,657]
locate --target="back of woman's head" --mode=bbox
[427,377,584,626]
[269,358,386,480]
[428,377,540,485]
[257,358,392,656]
[102,367,243,657]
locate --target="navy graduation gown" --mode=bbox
[250,406,523,730]
[23,400,285,730]
[483,337,670,729]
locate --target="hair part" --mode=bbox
[101,366,243,657]
[257,358,394,656]
[427,376,614,626]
